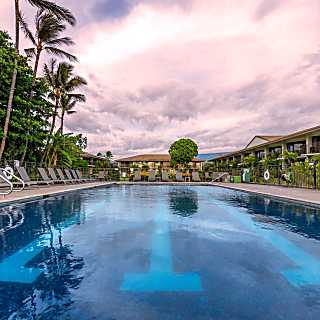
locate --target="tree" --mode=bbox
[169,138,198,168]
[243,155,258,168]
[0,31,51,161]
[59,92,85,134]
[106,151,113,159]
[22,9,77,97]
[44,133,87,167]
[97,151,113,160]
[283,150,298,164]
[0,0,75,160]
[19,10,77,163]
[41,60,87,163]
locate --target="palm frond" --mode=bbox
[27,0,76,26]
[45,36,74,47]
[36,11,66,42]
[67,93,86,103]
[43,59,57,87]
[65,76,87,92]
[45,46,78,62]
[18,11,37,45]
[25,48,36,58]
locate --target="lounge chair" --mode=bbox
[16,166,51,186]
[76,169,94,182]
[176,170,184,182]
[205,171,212,181]
[71,169,85,182]
[148,169,156,182]
[56,168,70,183]
[192,171,201,182]
[97,171,106,181]
[64,169,80,183]
[48,167,67,184]
[38,167,59,184]
[133,169,141,182]
[161,170,171,182]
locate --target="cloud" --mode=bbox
[1,0,320,157]
[90,0,194,21]
[91,0,133,20]
[254,0,283,20]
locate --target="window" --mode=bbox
[255,150,265,159]
[287,141,306,155]
[269,146,282,156]
[311,136,320,153]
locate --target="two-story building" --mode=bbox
[116,154,204,177]
[209,125,320,166]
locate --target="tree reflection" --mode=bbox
[0,193,86,319]
[169,188,199,217]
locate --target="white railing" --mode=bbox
[0,167,25,195]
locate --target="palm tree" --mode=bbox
[41,60,87,163]
[22,9,77,98]
[19,10,77,163]
[59,93,86,134]
[0,0,75,160]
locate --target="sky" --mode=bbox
[1,0,320,157]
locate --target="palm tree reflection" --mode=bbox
[169,188,199,217]
[0,193,86,319]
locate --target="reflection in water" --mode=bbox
[168,188,199,217]
[0,207,24,234]
[0,193,86,319]
[214,190,320,240]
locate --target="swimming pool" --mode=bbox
[0,185,319,319]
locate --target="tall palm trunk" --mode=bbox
[20,48,42,164]
[30,48,42,99]
[59,109,65,134]
[41,98,59,164]
[0,0,20,161]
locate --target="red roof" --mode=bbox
[116,154,203,162]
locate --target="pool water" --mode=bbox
[0,185,320,319]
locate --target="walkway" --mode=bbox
[212,182,320,206]
[0,182,113,205]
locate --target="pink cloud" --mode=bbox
[1,0,320,156]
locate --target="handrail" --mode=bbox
[9,169,25,192]
[0,168,25,193]
[0,209,24,233]
[0,172,13,195]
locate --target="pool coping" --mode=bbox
[0,181,319,209]
[0,182,115,207]
[210,182,320,208]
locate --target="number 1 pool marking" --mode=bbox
[121,203,202,292]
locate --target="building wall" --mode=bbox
[117,160,203,170]
[246,137,269,148]
[211,130,320,166]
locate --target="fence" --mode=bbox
[207,162,320,190]
[0,160,120,181]
[250,164,320,189]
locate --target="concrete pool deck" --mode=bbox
[0,181,319,207]
[0,181,114,205]
[212,182,320,206]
